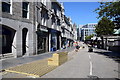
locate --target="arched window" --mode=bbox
[2,25,16,54]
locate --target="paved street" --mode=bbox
[41,43,119,78]
[2,42,120,79]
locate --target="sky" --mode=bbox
[63,2,100,26]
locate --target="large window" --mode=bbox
[2,35,6,47]
[2,0,12,13]
[22,2,29,18]
[2,26,16,54]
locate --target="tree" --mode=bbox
[85,34,94,40]
[95,17,115,49]
[95,1,120,28]
[95,17,115,36]
[94,1,119,49]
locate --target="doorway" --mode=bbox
[37,36,47,54]
[2,25,16,54]
[22,28,28,56]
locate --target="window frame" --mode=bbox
[22,2,29,19]
[2,0,12,14]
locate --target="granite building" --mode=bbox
[0,0,77,59]
[1,0,36,58]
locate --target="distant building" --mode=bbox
[77,23,97,41]
[77,25,83,41]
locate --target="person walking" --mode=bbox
[75,43,80,52]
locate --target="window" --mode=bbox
[41,0,46,6]
[52,15,55,25]
[22,2,29,18]
[41,10,48,26]
[57,19,60,26]
[2,0,12,13]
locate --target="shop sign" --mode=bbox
[40,26,48,32]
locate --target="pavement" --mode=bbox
[1,46,75,78]
[5,58,57,78]
[2,46,75,69]
[1,42,120,79]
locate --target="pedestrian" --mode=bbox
[75,43,80,52]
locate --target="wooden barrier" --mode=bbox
[48,52,68,66]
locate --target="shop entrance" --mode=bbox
[37,36,46,54]
[36,24,48,54]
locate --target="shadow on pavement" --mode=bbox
[94,50,120,63]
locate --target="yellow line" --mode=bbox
[5,69,40,78]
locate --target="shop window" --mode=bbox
[22,2,29,18]
[37,37,46,51]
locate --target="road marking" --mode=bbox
[88,53,92,76]
[89,55,91,60]
[5,69,40,78]
[90,61,92,75]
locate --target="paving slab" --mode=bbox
[5,58,58,78]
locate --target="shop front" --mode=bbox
[36,25,49,54]
[61,37,67,49]
[49,29,61,51]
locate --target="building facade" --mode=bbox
[35,1,51,54]
[77,23,97,41]
[1,0,36,58]
[1,0,77,59]
[77,25,83,41]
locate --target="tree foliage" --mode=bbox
[95,17,115,36]
[85,34,94,40]
[95,1,120,28]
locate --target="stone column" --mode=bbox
[12,32,17,58]
[28,24,35,56]
[16,25,22,57]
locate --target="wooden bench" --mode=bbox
[48,52,68,66]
